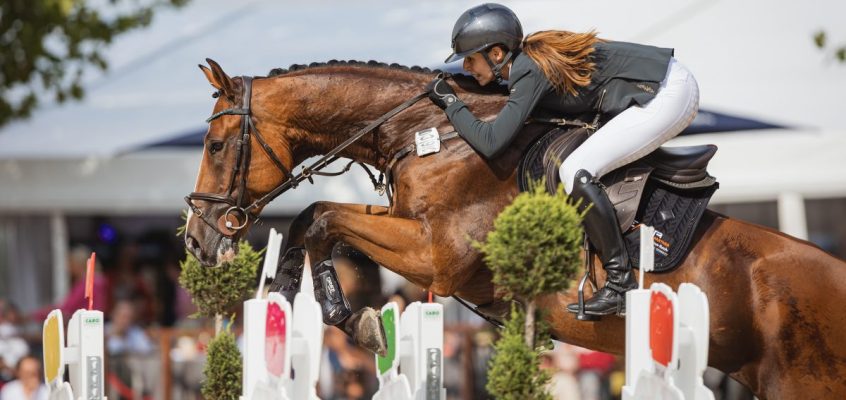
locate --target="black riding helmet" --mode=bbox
[444,3,523,83]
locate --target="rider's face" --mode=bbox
[462,47,508,86]
[463,52,495,85]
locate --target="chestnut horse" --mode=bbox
[183,59,846,399]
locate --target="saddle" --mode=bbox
[517,127,719,272]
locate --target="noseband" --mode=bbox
[185,75,428,237]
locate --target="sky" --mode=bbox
[0,0,844,158]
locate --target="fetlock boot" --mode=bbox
[312,258,353,326]
[566,170,638,316]
[313,258,388,356]
[267,247,306,303]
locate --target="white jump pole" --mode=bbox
[623,225,655,399]
[242,228,285,400]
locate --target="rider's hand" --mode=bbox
[425,77,459,110]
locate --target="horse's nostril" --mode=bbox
[186,235,200,252]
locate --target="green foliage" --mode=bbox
[813,30,846,63]
[175,209,188,237]
[0,0,190,127]
[201,323,242,400]
[486,305,552,400]
[178,241,262,317]
[475,183,584,301]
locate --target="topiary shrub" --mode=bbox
[486,304,552,400]
[201,323,242,400]
[178,241,261,330]
[475,183,583,347]
[476,183,583,302]
[476,182,584,399]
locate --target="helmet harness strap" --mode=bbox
[482,48,514,84]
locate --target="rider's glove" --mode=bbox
[425,77,459,110]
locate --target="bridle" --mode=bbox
[185,75,428,237]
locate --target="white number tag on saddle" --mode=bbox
[415,127,441,157]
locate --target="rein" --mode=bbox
[185,75,428,237]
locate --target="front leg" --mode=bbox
[269,201,387,301]
[302,208,460,297]
[284,201,389,253]
[269,202,392,355]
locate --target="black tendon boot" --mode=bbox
[267,247,306,304]
[312,258,353,326]
[313,257,388,356]
[566,170,637,316]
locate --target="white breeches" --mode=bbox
[560,58,700,193]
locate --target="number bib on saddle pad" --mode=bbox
[517,126,719,273]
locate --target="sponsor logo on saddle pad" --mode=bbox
[653,230,670,256]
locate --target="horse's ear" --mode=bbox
[198,64,218,90]
[202,58,235,97]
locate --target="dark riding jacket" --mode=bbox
[444,41,674,159]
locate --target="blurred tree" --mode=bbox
[814,30,846,64]
[0,0,189,128]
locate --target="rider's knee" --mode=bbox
[559,161,579,194]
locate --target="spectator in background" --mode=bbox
[540,345,582,400]
[105,298,155,400]
[107,242,155,325]
[577,349,616,400]
[30,245,109,321]
[0,299,29,385]
[320,326,375,399]
[105,299,153,356]
[0,355,47,400]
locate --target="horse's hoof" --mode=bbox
[344,307,388,357]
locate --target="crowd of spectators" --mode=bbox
[1,235,756,400]
[1,238,177,400]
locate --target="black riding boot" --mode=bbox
[566,170,637,316]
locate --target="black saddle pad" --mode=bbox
[624,180,718,272]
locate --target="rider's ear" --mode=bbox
[201,58,236,99]
[490,46,505,63]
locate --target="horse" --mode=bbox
[183,59,846,400]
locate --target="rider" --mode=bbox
[427,3,699,316]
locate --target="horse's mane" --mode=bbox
[266,59,507,95]
[267,60,438,77]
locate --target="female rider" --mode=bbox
[427,3,700,316]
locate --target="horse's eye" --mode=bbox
[209,141,224,155]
